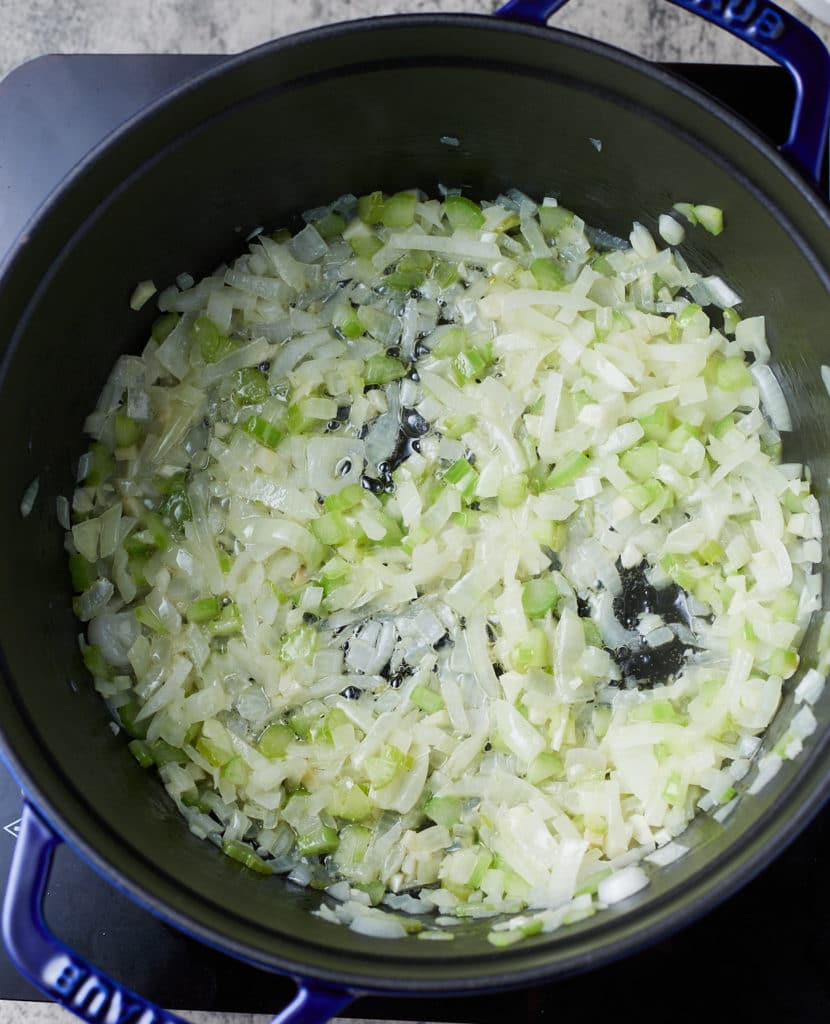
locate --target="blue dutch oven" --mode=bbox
[2,2,830,1022]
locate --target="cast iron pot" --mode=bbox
[2,2,830,1022]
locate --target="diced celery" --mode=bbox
[769,648,799,678]
[320,557,351,597]
[279,623,318,664]
[118,700,147,739]
[526,751,563,785]
[134,605,168,634]
[365,745,412,786]
[357,191,385,225]
[151,313,179,343]
[431,327,468,359]
[716,357,752,392]
[522,578,560,619]
[196,735,233,767]
[639,406,673,443]
[245,415,283,450]
[660,553,698,591]
[498,473,528,508]
[547,452,589,489]
[444,458,479,499]
[582,618,604,648]
[530,257,565,290]
[468,847,494,888]
[511,628,549,671]
[694,204,724,235]
[772,589,799,623]
[381,192,417,229]
[444,195,485,230]
[539,205,574,236]
[441,412,476,440]
[84,442,114,486]
[365,354,407,385]
[664,422,698,453]
[142,510,172,552]
[222,756,249,786]
[258,722,295,758]
[698,539,724,565]
[311,510,350,546]
[425,796,462,828]
[297,823,340,857]
[386,268,426,290]
[349,233,383,259]
[332,303,364,339]
[271,228,291,243]
[324,483,364,512]
[409,685,445,714]
[187,596,222,623]
[114,413,143,448]
[232,367,270,406]
[337,824,372,865]
[433,261,459,288]
[712,414,736,439]
[69,553,97,593]
[312,211,346,239]
[193,316,236,363]
[356,880,386,906]
[629,701,686,725]
[205,601,242,638]
[452,348,490,384]
[286,403,317,434]
[723,307,741,335]
[620,441,659,483]
[328,781,372,821]
[128,740,154,768]
[222,838,272,875]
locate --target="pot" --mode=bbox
[2,2,830,1022]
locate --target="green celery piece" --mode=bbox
[443,195,485,230]
[114,413,143,448]
[232,367,270,406]
[582,618,604,648]
[591,253,614,277]
[547,452,590,489]
[311,510,350,546]
[694,204,724,235]
[296,823,340,856]
[337,823,372,865]
[409,685,445,714]
[205,601,242,638]
[664,423,698,453]
[381,192,417,229]
[142,510,172,552]
[712,414,736,439]
[151,740,188,767]
[623,479,666,513]
[676,302,703,325]
[312,211,346,239]
[222,838,272,875]
[329,781,373,822]
[69,553,97,593]
[723,307,741,335]
[441,412,475,440]
[639,406,673,443]
[134,605,168,634]
[157,483,192,529]
[349,234,383,259]
[530,257,565,291]
[365,745,412,787]
[324,483,364,513]
[365,354,407,385]
[128,740,154,768]
[527,751,564,785]
[245,415,284,450]
[452,348,490,384]
[187,596,222,624]
[84,442,114,487]
[332,303,364,339]
[433,261,459,288]
[522,578,560,619]
[538,205,574,236]
[279,623,317,663]
[431,327,468,359]
[468,847,494,889]
[498,474,528,508]
[511,628,549,672]
[629,701,686,725]
[258,722,294,758]
[660,553,698,592]
[118,700,148,739]
[424,796,462,829]
[769,648,799,678]
[285,402,319,434]
[620,441,659,483]
[386,268,426,291]
[319,557,350,597]
[195,735,233,767]
[773,589,799,623]
[357,191,386,225]
[222,756,249,786]
[716,357,752,392]
[399,250,433,272]
[151,313,179,343]
[698,539,724,564]
[193,316,236,364]
[271,228,291,243]
[444,458,479,499]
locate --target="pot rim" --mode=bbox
[2,10,830,994]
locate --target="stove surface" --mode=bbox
[0,54,828,1022]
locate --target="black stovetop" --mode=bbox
[0,54,828,1022]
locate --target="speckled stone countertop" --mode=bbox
[2,1,830,1023]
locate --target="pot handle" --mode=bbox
[2,803,354,1024]
[496,0,830,186]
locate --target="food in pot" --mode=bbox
[64,189,822,942]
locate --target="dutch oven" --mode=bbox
[2,2,830,1022]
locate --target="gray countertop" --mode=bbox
[1,1,829,1023]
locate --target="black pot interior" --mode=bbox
[1,15,829,992]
